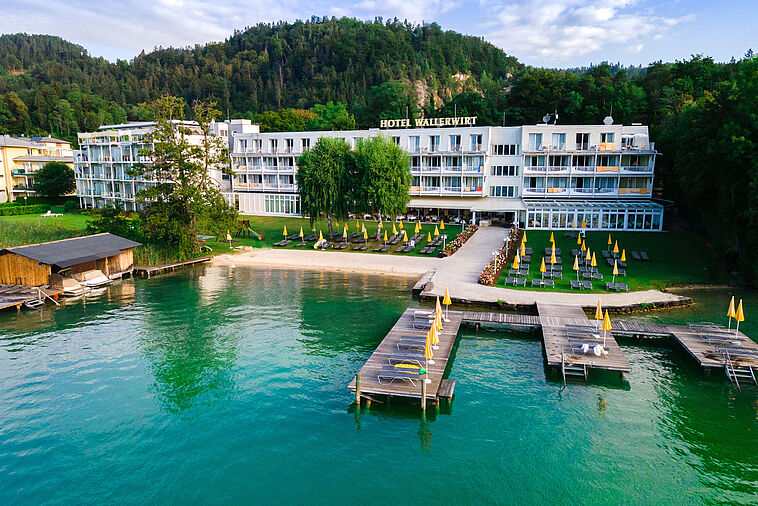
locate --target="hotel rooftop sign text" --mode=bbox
[379,116,477,128]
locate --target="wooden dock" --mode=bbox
[536,302,631,376]
[348,308,464,402]
[0,285,64,312]
[133,257,210,278]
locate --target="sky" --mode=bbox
[2,0,755,68]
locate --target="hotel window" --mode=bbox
[409,136,420,153]
[576,133,589,150]
[270,139,278,153]
[528,133,543,151]
[491,165,519,176]
[601,132,615,143]
[353,137,362,148]
[450,135,461,151]
[470,134,482,151]
[285,138,294,153]
[489,185,518,197]
[490,144,519,156]
[429,135,440,152]
[552,133,566,150]
[392,136,400,146]
[301,138,311,151]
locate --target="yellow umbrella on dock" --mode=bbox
[735,299,745,335]
[595,299,603,329]
[424,329,434,373]
[363,229,368,242]
[602,310,612,347]
[607,233,612,251]
[443,287,451,322]
[318,230,324,241]
[727,296,736,329]
[403,230,409,242]
[299,227,304,239]
[427,232,432,242]
[342,229,348,240]
[383,230,388,242]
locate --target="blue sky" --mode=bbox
[3,0,755,67]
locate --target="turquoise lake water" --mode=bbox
[0,266,756,503]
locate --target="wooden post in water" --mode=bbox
[421,374,427,414]
[355,373,361,406]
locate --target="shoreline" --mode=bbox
[213,246,692,312]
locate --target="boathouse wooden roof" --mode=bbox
[0,233,141,268]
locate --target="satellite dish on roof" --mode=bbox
[542,114,551,124]
[603,115,614,125]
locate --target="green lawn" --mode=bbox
[0,212,91,248]
[495,229,716,293]
[201,215,465,257]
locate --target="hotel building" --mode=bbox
[75,119,663,231]
[0,135,74,203]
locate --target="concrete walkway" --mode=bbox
[420,227,689,309]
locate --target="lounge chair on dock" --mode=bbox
[388,351,426,367]
[377,365,421,386]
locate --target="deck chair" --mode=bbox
[377,365,420,386]
[640,251,650,261]
[570,280,581,290]
[631,251,641,260]
[388,351,426,367]
[543,280,555,288]
[581,281,593,290]
[531,279,543,287]
[515,278,526,287]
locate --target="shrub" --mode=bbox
[440,225,478,257]
[64,199,79,212]
[0,204,49,216]
[478,227,521,286]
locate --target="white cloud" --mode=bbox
[482,0,693,64]
[331,0,460,23]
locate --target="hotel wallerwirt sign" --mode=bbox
[379,116,478,128]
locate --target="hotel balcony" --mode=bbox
[547,165,570,173]
[620,165,653,174]
[522,187,547,196]
[571,165,596,173]
[421,166,441,173]
[232,182,265,191]
[524,166,547,174]
[595,166,620,173]
[462,166,484,174]
[468,143,484,152]
[441,166,462,173]
[618,187,652,197]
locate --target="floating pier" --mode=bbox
[133,257,210,278]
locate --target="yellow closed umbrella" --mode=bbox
[392,223,397,234]
[549,232,555,244]
[399,221,404,230]
[595,299,603,329]
[607,233,612,250]
[299,226,304,238]
[312,225,316,232]
[621,249,626,262]
[727,296,736,329]
[585,248,591,262]
[577,233,582,245]
[581,219,586,229]
[735,299,745,335]
[403,230,408,242]
[427,232,432,242]
[383,230,388,242]
[591,252,597,268]
[612,259,618,283]
[424,329,434,373]
[362,223,366,233]
[440,220,445,230]
[551,242,556,254]
[540,257,546,279]
[581,240,587,251]
[335,220,339,228]
[573,255,579,281]
[551,249,557,265]
[434,226,440,236]
[282,225,288,237]
[226,230,232,248]
[520,242,526,257]
[318,230,324,241]
[342,229,348,240]
[512,253,520,270]
[602,310,612,347]
[416,222,421,234]
[363,229,368,242]
[522,230,527,244]
[613,240,619,255]
[442,287,451,321]
[356,219,360,229]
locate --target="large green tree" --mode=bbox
[296,137,352,237]
[130,95,237,258]
[33,161,75,198]
[352,135,411,217]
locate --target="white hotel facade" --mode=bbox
[75,119,663,231]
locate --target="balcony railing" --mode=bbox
[595,166,620,173]
[594,188,618,195]
[618,187,651,195]
[442,186,462,194]
[422,166,441,172]
[469,143,483,151]
[571,165,595,173]
[546,187,568,194]
[547,166,570,172]
[620,165,652,173]
[421,186,440,193]
[523,187,547,195]
[524,166,547,173]
[442,166,462,172]
[463,166,484,173]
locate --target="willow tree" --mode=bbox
[352,135,411,217]
[296,137,351,238]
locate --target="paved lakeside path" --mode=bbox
[213,228,690,309]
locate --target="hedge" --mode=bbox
[0,204,50,216]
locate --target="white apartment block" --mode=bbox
[75,119,257,211]
[228,121,663,231]
[75,118,663,231]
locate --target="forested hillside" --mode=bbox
[0,18,756,282]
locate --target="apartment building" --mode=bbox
[75,119,257,211]
[228,121,663,231]
[0,135,74,203]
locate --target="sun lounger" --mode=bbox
[521,255,531,263]
[505,277,516,286]
[543,280,555,288]
[640,251,650,261]
[616,282,629,291]
[524,247,533,255]
[591,273,603,280]
[373,245,391,252]
[303,234,318,242]
[544,248,562,256]
[517,269,529,276]
[631,251,641,260]
[602,250,611,258]
[606,258,615,267]
[571,249,581,256]
[377,365,421,386]
[508,268,519,276]
[570,280,581,290]
[580,281,593,290]
[515,278,527,287]
[388,351,427,367]
[531,279,543,287]
[273,239,292,247]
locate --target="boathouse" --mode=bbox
[0,233,141,286]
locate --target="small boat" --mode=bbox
[79,270,111,288]
[60,277,91,297]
